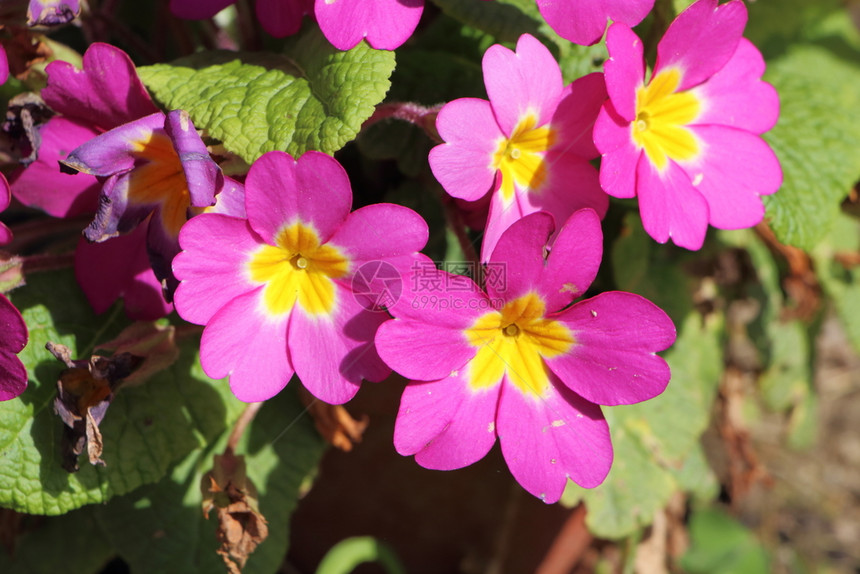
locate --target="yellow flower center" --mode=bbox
[128,132,191,238]
[632,68,702,171]
[463,293,574,397]
[247,222,349,317]
[491,113,556,201]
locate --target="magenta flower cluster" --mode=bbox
[1,0,781,503]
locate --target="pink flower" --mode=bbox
[0,179,27,402]
[173,150,429,404]
[593,0,781,250]
[429,34,608,261]
[535,0,654,46]
[169,0,421,50]
[375,210,675,502]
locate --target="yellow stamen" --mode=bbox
[247,222,349,316]
[632,68,702,171]
[491,113,556,201]
[464,293,574,397]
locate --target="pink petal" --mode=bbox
[429,98,503,202]
[547,292,675,406]
[595,107,640,199]
[209,176,247,218]
[536,0,654,46]
[315,0,423,51]
[75,226,173,320]
[245,151,352,245]
[10,118,100,217]
[483,34,563,136]
[552,73,608,160]
[497,376,612,502]
[692,38,779,134]
[328,203,428,263]
[376,316,477,382]
[169,0,234,19]
[42,42,158,131]
[0,45,8,85]
[637,156,709,250]
[682,126,781,229]
[0,174,11,244]
[384,265,488,328]
[603,23,644,122]
[395,371,499,470]
[655,0,747,91]
[0,349,27,401]
[256,0,312,37]
[487,212,554,301]
[173,213,260,325]
[288,291,389,404]
[200,287,293,402]
[0,294,26,353]
[540,209,603,312]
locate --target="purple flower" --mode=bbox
[375,210,675,502]
[62,110,222,299]
[0,178,26,402]
[593,0,782,249]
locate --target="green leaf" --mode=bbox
[755,3,860,249]
[0,506,114,573]
[681,508,771,574]
[562,313,724,538]
[0,269,243,515]
[138,27,396,164]
[93,387,326,574]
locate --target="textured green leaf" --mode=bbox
[138,27,396,164]
[562,314,724,538]
[761,46,860,249]
[0,506,114,573]
[0,269,242,515]
[93,387,325,574]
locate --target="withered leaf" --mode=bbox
[95,321,179,386]
[201,451,269,573]
[300,387,369,452]
[47,341,143,472]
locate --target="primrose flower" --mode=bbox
[535,0,654,46]
[173,150,429,404]
[594,0,781,250]
[61,110,221,299]
[429,34,608,261]
[375,210,675,502]
[28,0,80,26]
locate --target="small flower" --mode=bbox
[535,0,654,46]
[62,110,222,299]
[429,34,608,260]
[375,210,675,502]
[173,150,429,404]
[593,0,781,250]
